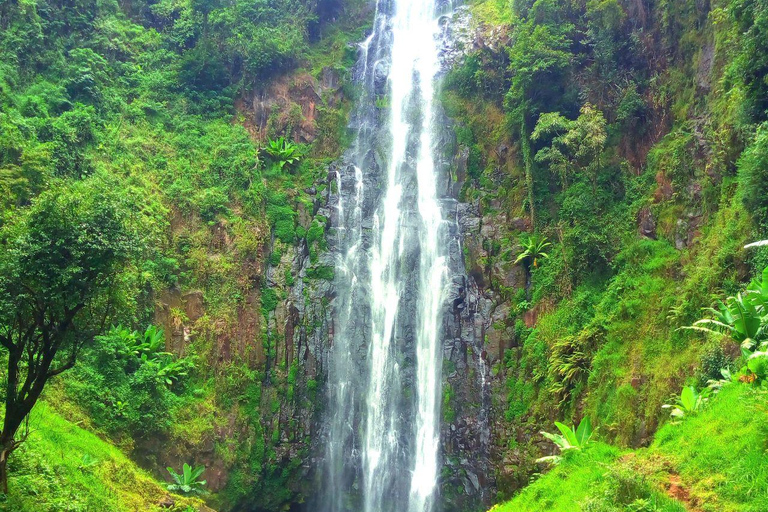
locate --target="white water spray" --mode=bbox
[323,1,451,511]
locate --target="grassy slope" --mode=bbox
[491,384,768,511]
[2,402,208,512]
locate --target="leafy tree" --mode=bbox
[532,104,608,189]
[505,19,573,225]
[0,180,136,492]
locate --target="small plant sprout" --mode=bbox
[78,453,99,470]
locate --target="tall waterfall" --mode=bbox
[321,1,453,511]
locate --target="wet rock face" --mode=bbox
[439,189,496,511]
[258,5,506,510]
[434,10,497,511]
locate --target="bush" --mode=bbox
[66,326,195,438]
[739,123,768,230]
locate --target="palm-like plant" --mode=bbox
[108,324,168,360]
[515,233,552,269]
[684,267,768,355]
[167,463,207,495]
[262,137,301,172]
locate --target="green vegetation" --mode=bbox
[514,233,551,270]
[262,137,302,173]
[167,463,207,496]
[494,383,768,512]
[2,0,768,508]
[662,386,708,418]
[2,403,205,512]
[0,181,137,491]
[490,443,686,512]
[0,0,367,508]
[539,417,593,460]
[448,0,768,507]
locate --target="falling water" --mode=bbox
[322,1,453,511]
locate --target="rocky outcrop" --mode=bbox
[238,69,345,145]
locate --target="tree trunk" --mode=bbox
[0,442,13,494]
[521,122,536,228]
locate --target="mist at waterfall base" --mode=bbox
[317,1,457,511]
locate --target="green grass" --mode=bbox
[491,443,685,512]
[653,383,768,512]
[491,383,768,512]
[490,444,620,511]
[2,402,208,512]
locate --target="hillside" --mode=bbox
[1,403,209,512]
[0,0,767,510]
[491,383,768,511]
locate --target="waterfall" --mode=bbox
[322,1,453,511]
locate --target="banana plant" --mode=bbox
[685,267,768,356]
[262,137,301,172]
[167,463,207,495]
[538,417,593,464]
[662,385,708,418]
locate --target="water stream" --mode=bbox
[321,1,454,511]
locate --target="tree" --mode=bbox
[0,180,136,492]
[532,104,608,190]
[505,21,573,226]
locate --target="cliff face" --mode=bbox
[175,7,504,510]
[434,0,768,503]
[143,67,351,507]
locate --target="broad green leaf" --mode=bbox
[554,421,579,448]
[680,386,697,411]
[541,431,569,450]
[575,416,592,446]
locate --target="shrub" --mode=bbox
[167,463,207,495]
[739,124,768,230]
[539,417,593,464]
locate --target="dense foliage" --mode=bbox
[0,0,367,509]
[443,0,768,503]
